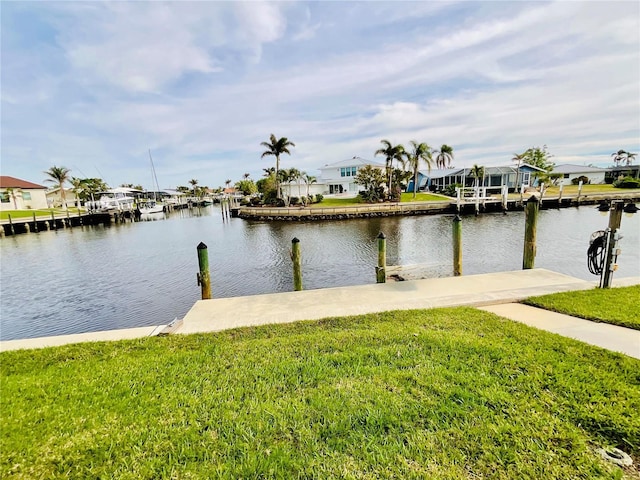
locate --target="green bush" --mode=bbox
[571,176,590,185]
[289,196,299,205]
[442,183,462,197]
[250,197,262,206]
[613,176,640,188]
[315,194,324,203]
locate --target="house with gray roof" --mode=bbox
[551,164,606,186]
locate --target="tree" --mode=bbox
[43,166,71,209]
[354,165,386,203]
[520,145,555,171]
[70,177,84,209]
[243,172,251,180]
[375,140,405,200]
[189,179,199,196]
[511,152,526,194]
[5,187,18,209]
[470,164,485,188]
[262,167,275,177]
[611,150,637,167]
[434,144,454,169]
[406,141,433,198]
[236,179,257,196]
[260,134,296,199]
[303,174,317,200]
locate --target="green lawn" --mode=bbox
[0,208,82,220]
[524,285,640,330]
[400,192,450,202]
[543,184,640,195]
[2,307,638,479]
[308,193,448,208]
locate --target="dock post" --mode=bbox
[474,186,480,216]
[50,211,57,230]
[453,215,462,276]
[577,180,583,205]
[501,185,508,211]
[0,225,4,237]
[522,195,539,269]
[456,187,461,212]
[376,232,386,283]
[32,212,38,232]
[558,183,563,204]
[291,237,303,291]
[599,201,624,288]
[196,242,212,300]
[7,214,14,235]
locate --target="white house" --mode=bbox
[46,187,80,208]
[0,176,49,211]
[318,157,385,195]
[552,164,606,186]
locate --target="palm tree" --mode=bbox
[612,149,637,167]
[406,141,433,199]
[375,140,405,200]
[243,172,251,180]
[260,134,296,199]
[70,177,84,209]
[434,144,454,169]
[471,164,485,188]
[262,167,275,177]
[303,174,317,200]
[189,178,199,196]
[512,152,526,201]
[5,187,19,209]
[43,166,71,209]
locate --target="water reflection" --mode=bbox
[1,205,638,340]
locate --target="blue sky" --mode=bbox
[2,1,639,190]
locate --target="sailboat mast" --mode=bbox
[148,149,161,201]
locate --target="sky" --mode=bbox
[2,1,639,191]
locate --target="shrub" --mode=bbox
[571,176,589,185]
[250,197,262,206]
[442,183,462,197]
[315,194,324,203]
[289,196,299,205]
[613,176,640,189]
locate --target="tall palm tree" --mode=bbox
[374,140,405,199]
[44,166,71,209]
[5,187,19,209]
[70,177,84,209]
[471,164,485,188]
[434,144,454,169]
[189,178,199,196]
[512,152,526,201]
[262,167,275,177]
[406,141,433,199]
[260,134,296,199]
[243,172,251,180]
[304,174,317,199]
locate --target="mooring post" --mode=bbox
[453,215,462,276]
[376,232,386,283]
[501,184,508,211]
[558,183,563,204]
[196,242,212,300]
[32,211,38,232]
[522,195,540,269]
[577,180,583,204]
[291,237,303,291]
[600,201,624,288]
[8,214,14,235]
[50,211,57,230]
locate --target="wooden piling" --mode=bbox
[196,242,212,299]
[50,211,57,230]
[453,215,462,276]
[8,214,14,235]
[558,184,563,204]
[291,237,303,291]
[522,195,539,269]
[577,180,583,204]
[376,232,386,283]
[32,212,38,232]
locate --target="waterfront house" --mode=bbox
[0,176,49,210]
[551,164,606,185]
[318,157,385,195]
[408,164,546,192]
[46,187,80,208]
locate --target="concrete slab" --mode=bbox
[479,303,640,359]
[178,269,593,335]
[0,325,167,352]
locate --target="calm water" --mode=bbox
[1,206,638,340]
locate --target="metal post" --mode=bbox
[196,242,212,299]
[376,232,386,283]
[291,237,303,291]
[453,215,462,276]
[522,195,539,269]
[600,201,624,288]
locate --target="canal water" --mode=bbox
[1,206,638,341]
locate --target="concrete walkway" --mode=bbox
[1,269,638,357]
[479,303,640,359]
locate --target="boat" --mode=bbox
[139,150,166,215]
[87,188,137,212]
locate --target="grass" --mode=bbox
[2,307,638,479]
[543,184,640,195]
[308,193,448,208]
[0,208,82,220]
[524,285,640,330]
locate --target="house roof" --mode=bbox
[320,157,385,169]
[552,164,606,174]
[0,176,47,189]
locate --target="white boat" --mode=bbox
[139,149,166,215]
[88,188,137,212]
[139,200,164,214]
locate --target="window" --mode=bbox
[563,174,570,178]
[22,192,32,200]
[351,167,357,176]
[0,192,9,203]
[340,168,346,177]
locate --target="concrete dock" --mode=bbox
[2,269,638,358]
